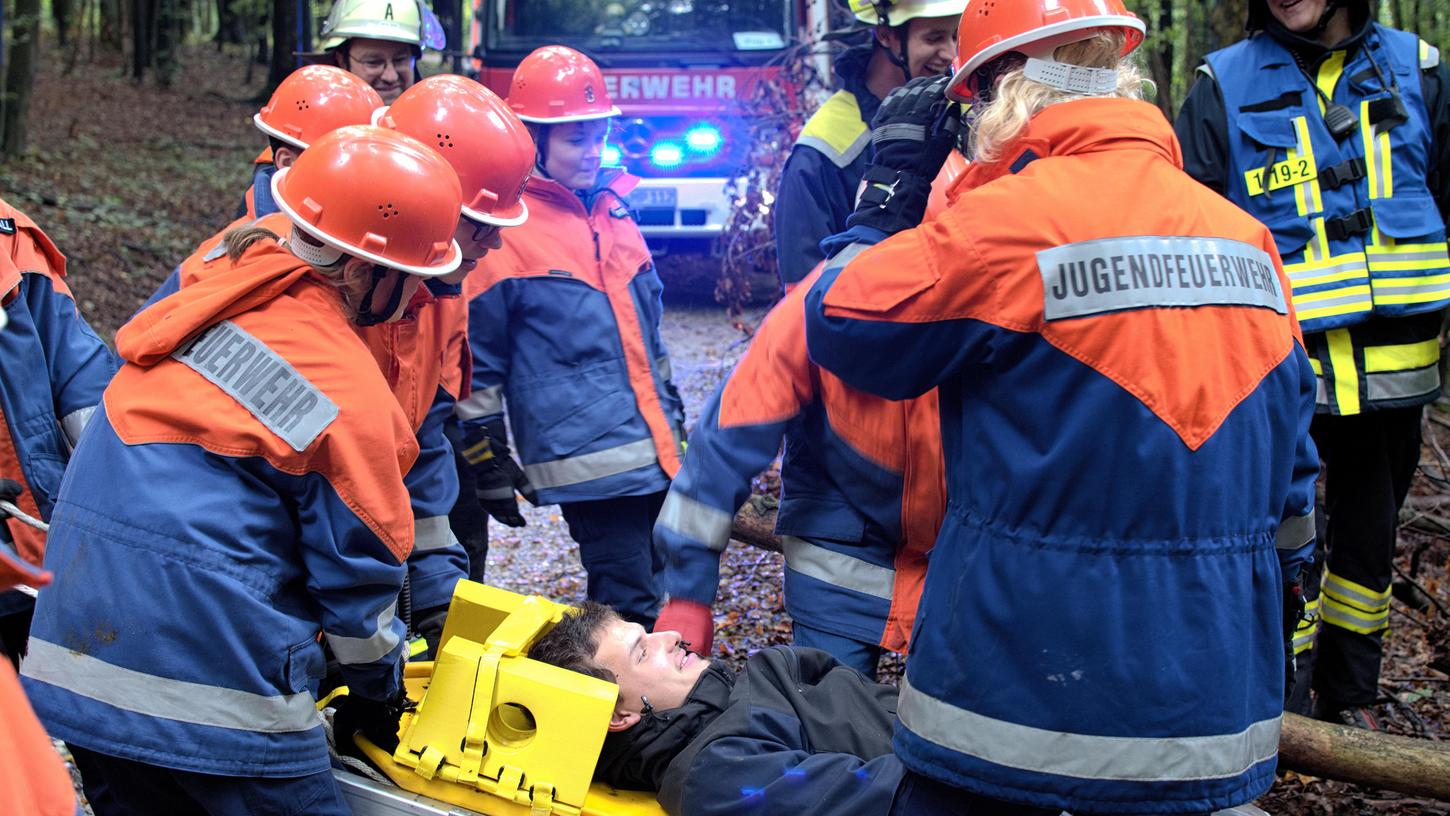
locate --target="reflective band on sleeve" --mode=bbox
[325,602,401,666]
[455,384,504,421]
[413,516,459,552]
[657,490,734,553]
[1422,40,1441,69]
[475,485,516,501]
[174,320,338,452]
[1364,339,1441,372]
[1276,511,1314,550]
[1320,569,1391,635]
[60,405,97,448]
[782,536,895,601]
[1366,366,1440,402]
[824,241,872,276]
[897,675,1281,782]
[522,437,659,490]
[796,130,871,170]
[1036,235,1286,321]
[461,438,494,466]
[21,638,323,733]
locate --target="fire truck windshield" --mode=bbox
[491,0,791,53]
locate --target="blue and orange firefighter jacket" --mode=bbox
[1177,20,1450,704]
[805,99,1320,813]
[457,170,684,504]
[0,198,117,579]
[655,266,943,657]
[23,235,419,777]
[774,45,880,289]
[142,208,468,615]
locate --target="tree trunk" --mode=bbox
[99,0,123,51]
[2,0,41,155]
[1279,712,1450,801]
[154,0,181,87]
[265,0,296,93]
[131,0,155,81]
[53,0,73,47]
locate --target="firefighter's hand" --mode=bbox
[0,478,23,507]
[331,691,411,754]
[848,76,960,236]
[474,457,533,528]
[869,75,960,180]
[654,599,714,658]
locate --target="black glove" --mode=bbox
[846,75,963,236]
[332,690,412,755]
[0,478,23,507]
[412,605,448,661]
[467,418,537,528]
[1282,577,1306,702]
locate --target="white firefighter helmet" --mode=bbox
[318,0,445,51]
[849,0,968,26]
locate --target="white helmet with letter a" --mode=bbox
[318,0,445,51]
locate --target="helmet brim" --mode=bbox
[513,106,621,124]
[271,168,463,278]
[253,113,310,151]
[464,198,528,228]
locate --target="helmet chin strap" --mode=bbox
[353,264,410,327]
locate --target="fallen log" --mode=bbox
[1279,712,1450,801]
[730,499,781,553]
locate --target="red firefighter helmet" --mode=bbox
[947,0,1144,102]
[271,125,462,277]
[253,65,384,150]
[377,75,533,227]
[506,45,621,124]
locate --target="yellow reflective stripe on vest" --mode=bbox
[897,675,1282,782]
[1293,594,1321,655]
[1289,117,1323,216]
[1360,100,1394,200]
[1324,328,1361,415]
[1285,252,1369,288]
[1292,283,1374,324]
[1320,569,1391,635]
[1363,338,1439,372]
[1365,242,1450,272]
[1372,272,1450,306]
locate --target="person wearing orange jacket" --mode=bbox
[802,2,1320,812]
[0,197,118,667]
[459,46,687,629]
[22,126,465,813]
[0,502,78,816]
[652,157,961,675]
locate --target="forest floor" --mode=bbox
[4,40,1448,816]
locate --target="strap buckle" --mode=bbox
[1324,208,1374,242]
[1318,157,1367,190]
[859,165,903,209]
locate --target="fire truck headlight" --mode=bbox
[685,123,723,155]
[602,145,623,166]
[651,143,685,168]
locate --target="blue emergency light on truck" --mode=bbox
[470,0,830,251]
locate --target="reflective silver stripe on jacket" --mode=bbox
[898,675,1281,782]
[455,384,504,421]
[1286,257,1368,286]
[1366,366,1440,402]
[796,129,871,170]
[325,602,400,666]
[22,638,322,733]
[657,491,733,552]
[655,355,673,382]
[523,437,659,490]
[824,241,872,276]
[782,536,894,601]
[1275,511,1314,551]
[60,405,97,448]
[413,516,458,553]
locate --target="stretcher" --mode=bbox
[335,581,666,816]
[329,581,1272,816]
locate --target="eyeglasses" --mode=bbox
[348,54,415,76]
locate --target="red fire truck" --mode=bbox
[469,1,832,256]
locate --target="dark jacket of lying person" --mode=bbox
[526,602,904,816]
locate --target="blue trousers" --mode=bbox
[69,745,350,816]
[792,619,882,677]
[559,491,667,629]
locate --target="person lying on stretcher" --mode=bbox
[526,601,905,816]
